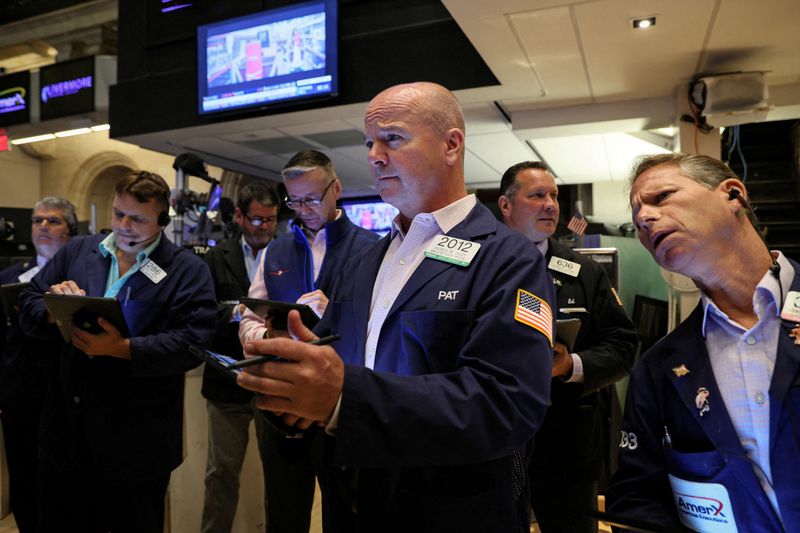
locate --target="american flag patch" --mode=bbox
[514,289,553,346]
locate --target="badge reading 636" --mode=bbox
[424,236,481,267]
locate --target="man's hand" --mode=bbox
[72,317,131,360]
[551,341,574,378]
[238,310,343,425]
[296,289,329,319]
[46,280,86,323]
[49,280,86,296]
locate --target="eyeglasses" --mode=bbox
[32,216,65,226]
[244,213,278,227]
[285,180,336,210]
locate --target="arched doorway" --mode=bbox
[87,165,132,233]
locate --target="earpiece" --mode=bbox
[728,188,741,201]
[157,211,171,227]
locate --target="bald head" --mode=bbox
[368,82,465,138]
[364,82,468,227]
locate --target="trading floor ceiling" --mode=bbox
[3,0,800,194]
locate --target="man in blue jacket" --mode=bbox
[0,196,77,533]
[19,171,216,533]
[239,149,378,533]
[607,153,800,532]
[236,82,556,533]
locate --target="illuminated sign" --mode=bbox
[39,56,96,121]
[41,76,93,103]
[0,71,31,127]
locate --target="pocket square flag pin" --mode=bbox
[672,364,690,377]
[695,387,710,417]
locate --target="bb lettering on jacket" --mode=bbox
[438,290,459,301]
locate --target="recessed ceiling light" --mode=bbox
[632,16,656,29]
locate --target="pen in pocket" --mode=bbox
[230,333,341,369]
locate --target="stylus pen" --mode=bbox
[229,333,341,369]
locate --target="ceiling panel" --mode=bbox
[508,6,591,102]
[466,130,535,179]
[574,0,715,101]
[702,1,800,85]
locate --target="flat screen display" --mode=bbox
[197,0,338,115]
[39,56,96,121]
[0,70,31,127]
[342,198,398,237]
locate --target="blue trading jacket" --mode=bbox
[607,260,800,533]
[18,234,216,485]
[263,213,378,302]
[313,202,556,533]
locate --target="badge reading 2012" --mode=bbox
[424,236,481,267]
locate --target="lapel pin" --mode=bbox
[789,325,800,346]
[695,387,710,417]
[672,364,690,377]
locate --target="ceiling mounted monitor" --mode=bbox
[197,0,338,116]
[0,70,31,128]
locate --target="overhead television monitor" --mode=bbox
[197,0,338,116]
[0,70,31,127]
[341,197,398,237]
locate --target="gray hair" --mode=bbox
[34,196,78,235]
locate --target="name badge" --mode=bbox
[668,475,738,533]
[18,266,40,283]
[548,256,581,277]
[781,291,800,322]
[424,235,481,267]
[140,259,167,284]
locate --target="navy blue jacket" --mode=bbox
[18,234,216,485]
[263,213,378,302]
[607,261,800,533]
[0,259,47,403]
[314,202,556,533]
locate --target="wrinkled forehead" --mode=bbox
[364,89,426,128]
[33,207,66,218]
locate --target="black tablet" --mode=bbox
[556,318,581,352]
[240,297,319,330]
[0,282,30,317]
[43,293,131,343]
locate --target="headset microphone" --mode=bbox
[128,231,162,247]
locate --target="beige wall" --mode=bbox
[0,146,42,209]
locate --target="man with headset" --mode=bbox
[19,171,216,533]
[607,153,800,532]
[0,197,77,533]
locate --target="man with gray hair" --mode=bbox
[239,149,378,533]
[0,196,77,532]
[607,153,800,532]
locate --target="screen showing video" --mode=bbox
[342,199,399,237]
[197,0,338,115]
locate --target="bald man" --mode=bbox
[235,82,556,532]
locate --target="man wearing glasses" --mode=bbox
[0,196,77,533]
[239,149,378,533]
[200,182,280,532]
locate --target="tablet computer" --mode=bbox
[43,293,131,343]
[189,345,246,382]
[240,297,319,330]
[556,318,581,352]
[0,282,30,317]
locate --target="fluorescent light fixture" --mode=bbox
[54,127,92,138]
[90,124,110,131]
[632,16,656,29]
[10,133,56,145]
